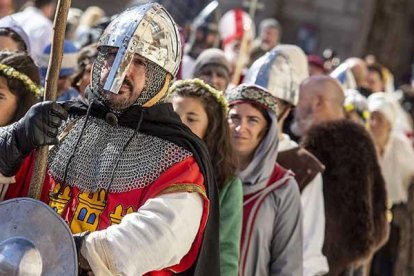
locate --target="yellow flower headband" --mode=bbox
[169,78,229,113]
[344,103,370,121]
[0,63,43,97]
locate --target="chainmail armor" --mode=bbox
[48,116,192,193]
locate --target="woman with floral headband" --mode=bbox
[169,79,242,276]
[0,51,41,127]
[0,51,41,200]
[226,83,303,276]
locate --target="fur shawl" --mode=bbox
[301,120,389,275]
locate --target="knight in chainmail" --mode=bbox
[0,3,219,275]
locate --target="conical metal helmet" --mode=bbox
[0,198,77,276]
[96,3,182,94]
[244,44,309,106]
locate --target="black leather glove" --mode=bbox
[0,101,68,177]
[14,101,68,155]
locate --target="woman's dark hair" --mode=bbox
[0,51,40,124]
[171,83,237,190]
[0,28,28,52]
[251,101,272,124]
[250,102,271,138]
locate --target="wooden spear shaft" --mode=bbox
[28,0,72,199]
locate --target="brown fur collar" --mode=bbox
[301,120,389,275]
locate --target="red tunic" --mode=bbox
[6,153,209,275]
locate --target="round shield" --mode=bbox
[0,198,77,275]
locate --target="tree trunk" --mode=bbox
[364,0,414,84]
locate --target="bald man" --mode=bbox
[291,75,345,137]
[296,76,389,274]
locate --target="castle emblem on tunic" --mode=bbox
[48,183,71,215]
[71,189,106,233]
[110,205,134,225]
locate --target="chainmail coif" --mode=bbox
[136,60,168,106]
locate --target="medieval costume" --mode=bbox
[301,120,389,275]
[226,84,303,276]
[367,93,414,206]
[0,4,219,275]
[192,48,231,92]
[218,176,243,276]
[218,9,255,86]
[277,135,328,276]
[169,79,242,276]
[245,44,329,276]
[367,92,414,276]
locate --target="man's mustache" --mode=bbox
[98,77,134,94]
[122,78,134,92]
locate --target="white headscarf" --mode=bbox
[238,111,279,195]
[367,92,398,128]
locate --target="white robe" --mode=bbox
[82,192,203,275]
[379,132,414,205]
[278,134,329,276]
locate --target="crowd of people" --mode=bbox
[0,0,413,275]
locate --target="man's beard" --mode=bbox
[100,79,138,111]
[291,107,314,137]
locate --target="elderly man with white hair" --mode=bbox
[296,76,389,275]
